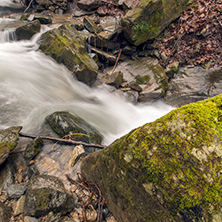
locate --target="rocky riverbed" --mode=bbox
[0,0,221,222]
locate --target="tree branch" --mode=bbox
[19,132,105,149]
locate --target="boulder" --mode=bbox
[77,0,102,11]
[164,66,222,107]
[0,126,22,165]
[83,17,101,34]
[105,57,168,102]
[45,111,103,144]
[121,0,189,45]
[39,24,98,86]
[81,94,222,222]
[24,175,77,218]
[15,20,41,40]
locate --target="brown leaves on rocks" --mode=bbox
[155,0,222,68]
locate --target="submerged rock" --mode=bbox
[39,24,98,86]
[24,175,77,218]
[0,126,22,165]
[164,66,222,107]
[81,94,222,221]
[45,111,103,144]
[121,0,189,45]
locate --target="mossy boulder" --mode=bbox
[24,175,77,218]
[15,20,41,40]
[39,24,98,86]
[81,94,222,222]
[45,111,103,144]
[0,126,22,165]
[121,0,189,46]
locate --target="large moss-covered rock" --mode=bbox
[39,24,98,86]
[121,0,189,45]
[0,126,22,165]
[45,111,103,144]
[81,94,222,222]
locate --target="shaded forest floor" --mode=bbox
[155,0,222,69]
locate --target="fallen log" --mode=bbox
[19,132,106,149]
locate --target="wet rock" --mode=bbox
[24,137,43,161]
[77,0,101,11]
[129,82,142,92]
[0,126,22,166]
[121,0,189,45]
[105,71,124,89]
[164,66,222,107]
[45,111,103,144]
[13,195,25,216]
[0,161,14,191]
[81,94,222,222]
[0,201,11,222]
[15,20,41,40]
[33,15,52,24]
[104,57,168,102]
[122,45,137,56]
[165,61,179,78]
[7,183,27,199]
[39,24,98,86]
[24,175,77,218]
[123,90,139,104]
[69,145,86,167]
[83,17,101,34]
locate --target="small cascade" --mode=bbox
[87,35,92,54]
[0,29,16,42]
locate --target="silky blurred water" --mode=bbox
[0,15,173,145]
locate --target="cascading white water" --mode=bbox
[0,15,173,145]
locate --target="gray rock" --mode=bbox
[45,111,103,144]
[13,195,26,216]
[164,66,222,107]
[24,175,77,218]
[105,71,124,89]
[0,126,22,165]
[24,216,38,222]
[15,20,41,40]
[7,183,27,199]
[0,201,11,222]
[83,17,101,34]
[77,0,101,11]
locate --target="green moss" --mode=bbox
[136,74,151,84]
[111,95,222,217]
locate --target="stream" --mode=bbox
[0,1,173,145]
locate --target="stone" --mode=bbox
[122,45,137,56]
[45,111,103,144]
[164,66,222,107]
[129,82,142,92]
[24,137,43,161]
[105,71,124,89]
[81,94,222,221]
[121,0,189,45]
[0,201,11,222]
[69,145,86,167]
[24,175,77,218]
[77,0,102,11]
[83,17,101,34]
[13,195,25,216]
[23,216,38,222]
[0,126,22,165]
[165,61,179,78]
[104,57,168,102]
[39,24,98,86]
[15,20,41,40]
[7,183,27,199]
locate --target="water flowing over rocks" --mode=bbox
[39,24,98,86]
[81,94,222,222]
[121,0,190,46]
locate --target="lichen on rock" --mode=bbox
[81,94,222,222]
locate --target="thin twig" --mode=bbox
[109,49,122,75]
[24,0,34,13]
[19,132,105,149]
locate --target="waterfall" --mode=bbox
[0,16,173,145]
